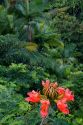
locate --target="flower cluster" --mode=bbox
[25,80,74,118]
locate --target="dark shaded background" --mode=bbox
[0,0,4,4]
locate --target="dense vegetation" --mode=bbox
[0,0,83,125]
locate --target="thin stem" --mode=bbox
[40,118,45,125]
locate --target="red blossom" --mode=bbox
[42,80,50,89]
[25,90,41,103]
[57,87,65,95]
[40,100,50,118]
[25,80,74,117]
[57,100,69,114]
[51,82,58,88]
[64,89,74,101]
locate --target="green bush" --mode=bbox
[0,0,83,124]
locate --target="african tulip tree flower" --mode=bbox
[25,90,41,103]
[56,100,69,114]
[64,89,74,101]
[40,100,50,118]
[25,80,74,118]
[57,87,65,95]
[51,82,58,88]
[42,80,58,99]
[42,80,50,89]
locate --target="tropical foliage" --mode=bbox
[0,0,83,125]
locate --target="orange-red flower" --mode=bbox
[57,100,69,114]
[25,80,74,117]
[42,80,50,89]
[64,89,74,101]
[57,87,65,95]
[40,100,50,118]
[25,90,41,103]
[51,82,58,88]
